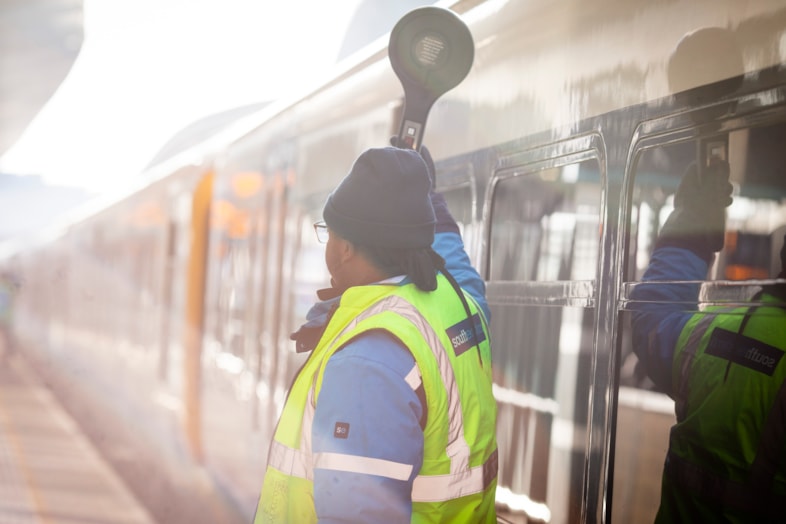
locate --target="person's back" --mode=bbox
[630,161,786,522]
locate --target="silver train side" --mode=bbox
[5,1,786,522]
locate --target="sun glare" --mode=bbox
[0,0,360,193]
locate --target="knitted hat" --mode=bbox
[323,147,436,248]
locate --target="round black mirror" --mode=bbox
[389,6,474,149]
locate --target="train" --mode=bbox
[3,0,786,522]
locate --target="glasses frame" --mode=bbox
[313,221,329,243]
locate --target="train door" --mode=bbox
[483,135,605,523]
[615,86,786,523]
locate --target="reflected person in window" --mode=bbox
[630,159,786,523]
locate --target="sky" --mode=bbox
[0,0,362,193]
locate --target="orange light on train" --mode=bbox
[227,212,250,239]
[211,198,250,239]
[211,199,237,230]
[231,171,263,199]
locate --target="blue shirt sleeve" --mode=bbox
[432,230,490,323]
[312,331,423,524]
[630,246,708,393]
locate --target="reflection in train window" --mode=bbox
[489,159,601,282]
[615,118,786,524]
[629,122,786,284]
[206,196,255,360]
[441,184,481,263]
[441,185,472,233]
[487,156,601,523]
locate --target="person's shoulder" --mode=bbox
[331,329,415,376]
[645,245,709,279]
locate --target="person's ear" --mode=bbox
[337,236,356,263]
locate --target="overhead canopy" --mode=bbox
[0,0,84,158]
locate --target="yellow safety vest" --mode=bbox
[254,274,498,523]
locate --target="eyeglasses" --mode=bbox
[313,221,329,243]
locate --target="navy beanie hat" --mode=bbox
[323,147,436,248]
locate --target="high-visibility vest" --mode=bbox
[660,292,786,521]
[254,274,498,523]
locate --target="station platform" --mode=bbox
[0,354,156,524]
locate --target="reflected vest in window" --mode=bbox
[254,274,498,523]
[661,293,786,522]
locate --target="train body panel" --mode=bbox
[4,1,786,523]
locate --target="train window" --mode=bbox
[487,147,603,523]
[441,186,473,233]
[441,184,481,264]
[436,159,481,260]
[627,120,786,288]
[488,159,601,281]
[205,195,255,360]
[617,113,786,523]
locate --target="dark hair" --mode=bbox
[359,242,482,351]
[358,244,445,292]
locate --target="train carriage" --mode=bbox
[4,0,786,522]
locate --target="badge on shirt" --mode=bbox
[334,422,350,439]
[705,327,784,376]
[446,313,486,357]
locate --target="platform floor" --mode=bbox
[0,354,156,524]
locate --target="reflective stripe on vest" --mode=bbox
[306,449,499,500]
[265,371,321,481]
[267,440,311,480]
[413,448,498,502]
[314,452,414,480]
